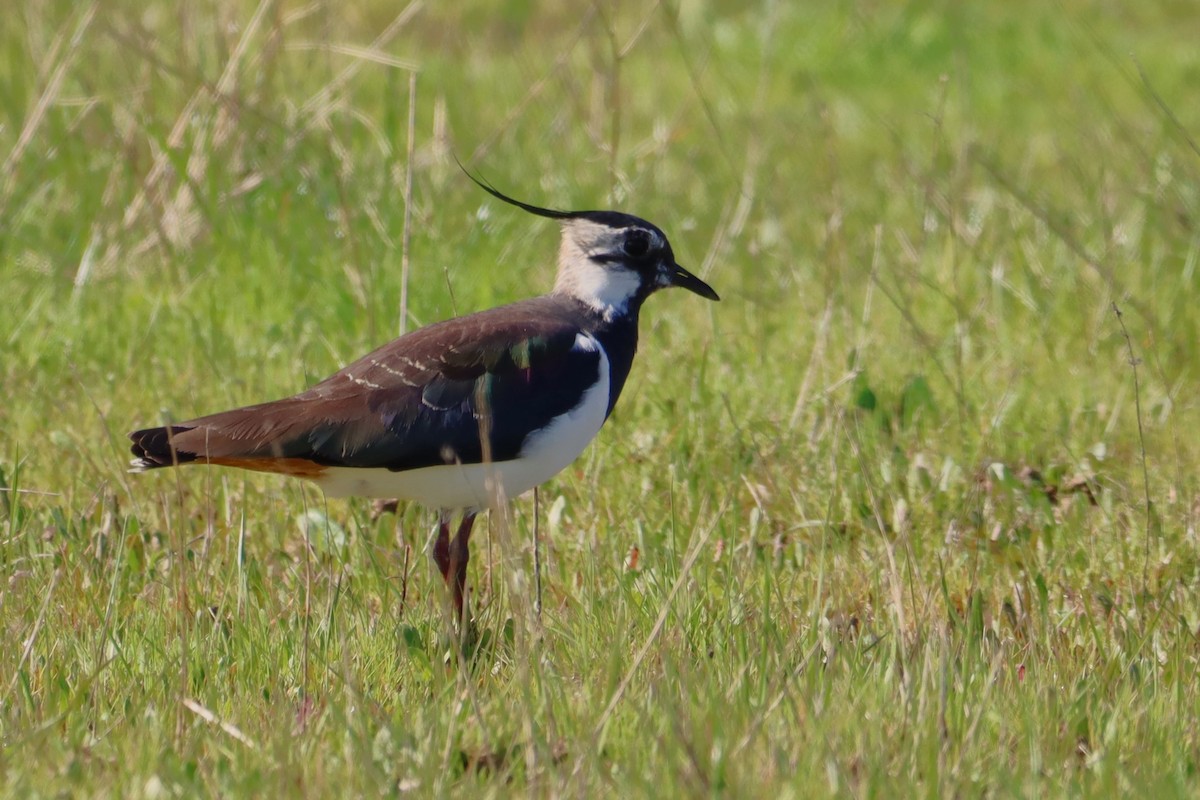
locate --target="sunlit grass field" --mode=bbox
[3,1,1200,795]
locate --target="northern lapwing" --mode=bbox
[129,175,719,621]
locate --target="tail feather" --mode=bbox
[128,426,200,471]
[127,402,310,472]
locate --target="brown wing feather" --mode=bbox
[129,295,590,472]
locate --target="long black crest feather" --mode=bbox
[454,155,575,220]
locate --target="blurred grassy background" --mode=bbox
[3,0,1200,796]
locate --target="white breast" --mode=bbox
[314,333,611,510]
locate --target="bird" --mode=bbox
[128,173,720,622]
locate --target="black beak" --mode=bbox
[667,263,720,301]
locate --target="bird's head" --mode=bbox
[466,171,719,319]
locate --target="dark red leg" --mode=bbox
[448,513,477,621]
[431,512,476,622]
[432,513,453,582]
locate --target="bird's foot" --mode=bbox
[441,617,482,666]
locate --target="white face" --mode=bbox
[553,219,667,319]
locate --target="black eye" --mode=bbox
[622,229,651,258]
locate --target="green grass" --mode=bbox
[3,0,1200,795]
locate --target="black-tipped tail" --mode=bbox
[128,426,199,472]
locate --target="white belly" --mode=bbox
[314,335,611,510]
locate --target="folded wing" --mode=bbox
[130,299,603,473]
